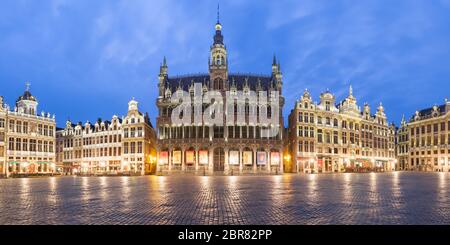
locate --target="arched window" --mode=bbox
[214,78,223,90]
[216,56,221,65]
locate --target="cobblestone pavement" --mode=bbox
[0,172,449,225]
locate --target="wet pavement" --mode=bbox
[0,172,449,224]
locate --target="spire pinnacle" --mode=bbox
[163,56,167,66]
[217,3,220,24]
[272,54,277,66]
[349,85,353,96]
[25,81,31,91]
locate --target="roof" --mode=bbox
[17,90,37,102]
[418,104,446,116]
[410,104,447,121]
[164,73,275,92]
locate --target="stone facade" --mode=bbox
[397,99,450,172]
[288,87,397,173]
[56,99,157,176]
[155,16,284,175]
[0,84,56,177]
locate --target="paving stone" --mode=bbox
[0,172,449,224]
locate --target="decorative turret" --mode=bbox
[446,97,450,112]
[128,97,139,112]
[400,114,407,126]
[378,102,385,114]
[299,89,312,109]
[272,54,278,74]
[339,85,360,115]
[302,89,311,101]
[376,102,386,124]
[363,103,371,117]
[348,85,355,100]
[159,56,168,76]
[158,57,168,98]
[16,82,38,115]
[209,4,228,90]
[273,58,282,92]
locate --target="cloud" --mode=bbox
[1,0,449,126]
[265,0,322,30]
[276,0,448,122]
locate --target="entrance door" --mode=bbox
[213,148,225,171]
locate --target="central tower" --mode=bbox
[209,4,228,91]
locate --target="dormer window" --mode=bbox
[325,101,331,111]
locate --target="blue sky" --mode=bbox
[1,0,450,128]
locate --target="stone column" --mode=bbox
[209,148,213,175]
[253,147,257,173]
[279,150,283,174]
[195,148,199,172]
[239,148,243,174]
[224,147,229,175]
[181,147,185,171]
[168,148,172,171]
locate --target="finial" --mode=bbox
[273,54,277,66]
[349,85,353,96]
[25,81,31,91]
[217,3,220,24]
[163,56,167,66]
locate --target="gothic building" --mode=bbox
[56,99,157,175]
[397,99,450,171]
[288,87,397,173]
[156,12,285,175]
[0,84,56,177]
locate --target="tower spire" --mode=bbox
[25,81,31,91]
[213,3,223,44]
[217,3,220,24]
